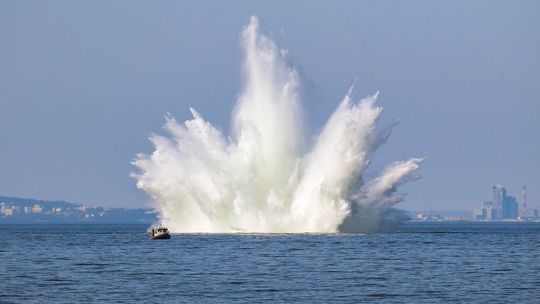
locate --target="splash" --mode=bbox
[132,17,422,233]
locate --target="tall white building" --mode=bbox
[521,185,528,217]
[492,185,506,220]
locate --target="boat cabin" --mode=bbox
[151,226,171,239]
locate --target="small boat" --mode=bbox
[151,226,171,240]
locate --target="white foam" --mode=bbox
[132,17,422,233]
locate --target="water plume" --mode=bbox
[132,17,422,233]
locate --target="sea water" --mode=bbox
[1,222,539,303]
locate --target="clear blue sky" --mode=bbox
[1,1,539,210]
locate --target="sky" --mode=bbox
[1,1,539,211]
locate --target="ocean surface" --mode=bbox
[1,222,539,303]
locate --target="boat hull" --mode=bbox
[151,233,171,240]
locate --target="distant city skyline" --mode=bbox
[472,184,538,221]
[0,195,155,223]
[1,1,539,210]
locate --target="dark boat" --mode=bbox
[151,226,171,240]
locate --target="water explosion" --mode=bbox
[132,17,422,233]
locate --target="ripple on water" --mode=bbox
[0,222,539,303]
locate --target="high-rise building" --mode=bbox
[482,201,494,220]
[474,201,497,221]
[475,185,531,221]
[492,185,506,219]
[502,196,519,219]
[521,185,528,217]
